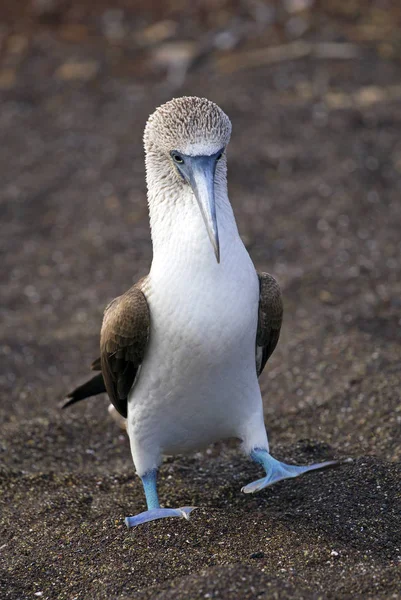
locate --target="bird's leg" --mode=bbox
[241,448,337,494]
[125,469,196,528]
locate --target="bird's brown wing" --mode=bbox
[100,283,150,418]
[256,272,283,376]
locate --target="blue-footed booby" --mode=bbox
[64,97,336,527]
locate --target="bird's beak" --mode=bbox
[176,153,221,263]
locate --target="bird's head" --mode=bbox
[144,97,232,263]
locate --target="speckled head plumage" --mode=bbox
[144,97,232,157]
[144,97,232,263]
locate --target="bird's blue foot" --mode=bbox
[125,469,196,528]
[242,448,337,494]
[125,506,196,528]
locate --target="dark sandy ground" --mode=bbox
[1,2,401,598]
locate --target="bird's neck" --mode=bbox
[147,177,240,276]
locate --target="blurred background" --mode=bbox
[1,1,401,598]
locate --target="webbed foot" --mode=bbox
[242,449,337,494]
[125,506,196,528]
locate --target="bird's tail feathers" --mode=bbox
[61,373,106,409]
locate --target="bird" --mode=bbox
[64,96,336,527]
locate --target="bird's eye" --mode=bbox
[172,153,184,164]
[216,152,223,161]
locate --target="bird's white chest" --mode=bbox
[128,238,261,459]
[159,240,255,333]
